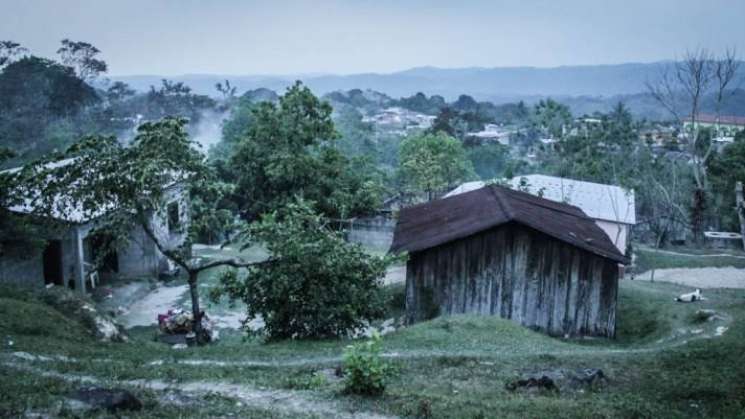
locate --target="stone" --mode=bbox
[505,375,557,392]
[508,368,607,393]
[172,343,188,350]
[567,368,606,389]
[70,387,142,412]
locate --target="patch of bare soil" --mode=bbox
[118,284,189,328]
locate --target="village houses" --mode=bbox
[0,160,190,293]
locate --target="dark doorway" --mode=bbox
[42,240,63,286]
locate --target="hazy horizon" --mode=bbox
[3,0,745,77]
[108,60,682,79]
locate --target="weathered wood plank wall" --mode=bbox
[405,222,618,337]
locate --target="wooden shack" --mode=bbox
[390,185,628,337]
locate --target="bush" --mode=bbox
[215,200,391,340]
[343,332,391,396]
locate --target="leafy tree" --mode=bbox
[709,130,745,230]
[189,180,237,244]
[466,142,510,180]
[213,200,390,340]
[398,131,474,200]
[547,102,637,186]
[0,56,99,163]
[140,79,216,123]
[56,39,108,81]
[0,148,46,257]
[228,81,381,220]
[531,98,572,138]
[0,40,27,68]
[24,118,265,343]
[430,106,457,136]
[396,92,445,115]
[333,106,378,159]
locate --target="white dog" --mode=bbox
[675,289,705,303]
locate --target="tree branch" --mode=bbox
[193,257,276,273]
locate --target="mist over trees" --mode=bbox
[5,37,745,303]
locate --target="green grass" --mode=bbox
[2,278,745,418]
[634,245,745,273]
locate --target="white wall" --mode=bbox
[595,220,629,254]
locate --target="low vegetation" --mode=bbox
[213,200,392,340]
[342,333,392,395]
[2,278,744,418]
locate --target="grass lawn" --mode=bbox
[634,244,745,274]
[2,275,745,417]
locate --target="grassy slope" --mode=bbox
[1,278,745,418]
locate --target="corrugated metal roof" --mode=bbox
[445,174,636,225]
[391,184,629,264]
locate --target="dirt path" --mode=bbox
[635,267,745,289]
[3,360,396,419]
[118,284,189,328]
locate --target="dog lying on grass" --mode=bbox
[675,289,705,302]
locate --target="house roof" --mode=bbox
[391,184,629,264]
[445,174,636,225]
[690,114,745,127]
[2,159,183,224]
[1,158,97,223]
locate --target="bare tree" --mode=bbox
[646,49,741,246]
[215,79,237,102]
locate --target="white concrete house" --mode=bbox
[445,174,635,253]
[0,161,189,293]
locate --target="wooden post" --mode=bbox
[736,182,745,251]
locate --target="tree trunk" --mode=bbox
[736,182,745,251]
[690,187,706,247]
[187,270,206,344]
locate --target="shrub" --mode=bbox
[342,332,391,396]
[215,200,392,340]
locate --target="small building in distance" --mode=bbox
[683,114,745,137]
[465,124,512,146]
[445,175,635,254]
[390,185,628,337]
[0,160,189,293]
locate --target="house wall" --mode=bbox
[345,216,395,251]
[405,223,619,337]
[1,183,191,290]
[595,220,629,254]
[117,225,160,278]
[0,225,82,289]
[0,251,44,287]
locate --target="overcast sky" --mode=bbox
[3,0,745,76]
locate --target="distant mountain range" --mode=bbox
[113,62,685,100]
[112,62,745,119]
